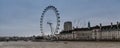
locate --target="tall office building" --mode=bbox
[64,21,72,31]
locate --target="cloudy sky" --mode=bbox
[0,0,120,36]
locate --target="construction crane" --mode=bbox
[47,22,53,35]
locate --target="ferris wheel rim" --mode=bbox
[40,5,60,36]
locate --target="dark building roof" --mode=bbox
[59,30,72,34]
[59,23,120,34]
[101,24,119,31]
[91,25,100,29]
[73,28,90,31]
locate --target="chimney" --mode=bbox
[88,21,91,29]
[117,21,119,29]
[117,21,119,25]
[100,23,102,30]
[111,22,113,27]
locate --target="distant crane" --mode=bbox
[47,22,54,35]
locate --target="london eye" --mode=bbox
[40,6,60,36]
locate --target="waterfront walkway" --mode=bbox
[0,41,120,48]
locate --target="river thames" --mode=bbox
[0,41,120,48]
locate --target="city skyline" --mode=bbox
[0,0,120,36]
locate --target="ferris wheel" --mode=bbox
[40,6,60,36]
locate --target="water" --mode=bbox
[0,41,120,48]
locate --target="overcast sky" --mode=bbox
[0,0,120,36]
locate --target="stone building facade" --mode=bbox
[55,22,120,41]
